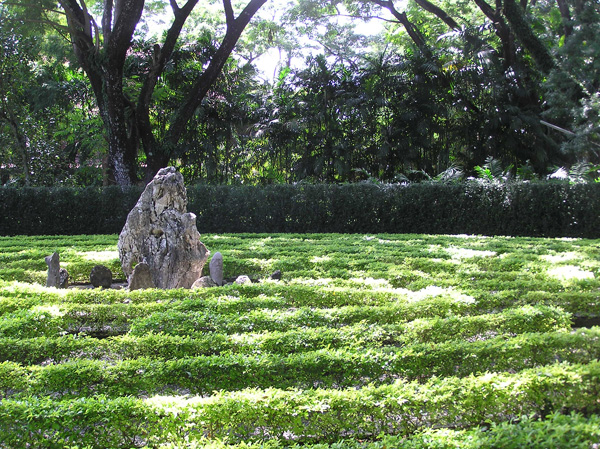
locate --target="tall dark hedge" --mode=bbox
[0,182,598,237]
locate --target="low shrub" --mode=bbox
[0,305,572,365]
[1,362,599,447]
[2,328,599,399]
[176,412,600,449]
[1,234,598,448]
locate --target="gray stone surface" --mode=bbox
[45,252,60,288]
[128,262,155,290]
[235,275,252,285]
[90,265,113,288]
[191,276,217,289]
[118,167,209,289]
[270,270,282,280]
[58,268,69,289]
[209,252,224,286]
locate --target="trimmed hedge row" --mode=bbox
[0,293,570,339]
[1,329,598,399]
[0,283,406,310]
[112,412,600,449]
[2,281,599,327]
[1,182,599,237]
[1,361,599,447]
[0,305,571,364]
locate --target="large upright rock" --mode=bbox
[118,167,209,289]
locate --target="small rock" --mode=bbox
[58,268,69,288]
[90,265,113,288]
[209,252,224,286]
[191,276,217,289]
[235,275,252,285]
[129,262,155,290]
[45,252,60,287]
[270,270,282,281]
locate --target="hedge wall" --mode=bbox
[1,182,599,237]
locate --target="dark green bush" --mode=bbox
[1,182,599,236]
[0,185,142,236]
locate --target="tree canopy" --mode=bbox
[1,0,598,186]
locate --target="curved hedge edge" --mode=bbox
[0,300,570,340]
[385,411,600,449]
[1,330,599,399]
[157,412,600,449]
[1,361,599,447]
[0,305,573,364]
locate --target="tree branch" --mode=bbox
[166,0,267,146]
[80,0,102,50]
[223,0,235,28]
[413,0,460,29]
[317,13,402,25]
[472,0,496,21]
[79,0,93,40]
[9,17,71,34]
[502,0,555,73]
[472,0,517,70]
[370,0,429,52]
[136,0,200,159]
[3,2,67,17]
[58,0,96,56]
[59,0,86,31]
[314,38,360,71]
[102,0,114,43]
[107,0,144,65]
[169,0,180,13]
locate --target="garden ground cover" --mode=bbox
[0,233,599,448]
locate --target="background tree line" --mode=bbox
[1,0,598,187]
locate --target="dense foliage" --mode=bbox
[0,233,599,447]
[1,182,599,237]
[1,0,599,186]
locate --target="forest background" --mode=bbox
[1,0,599,188]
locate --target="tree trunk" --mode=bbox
[473,0,518,71]
[501,0,555,74]
[556,0,573,37]
[61,0,144,186]
[105,119,139,186]
[5,111,31,185]
[59,0,267,184]
[103,68,140,186]
[136,0,200,180]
